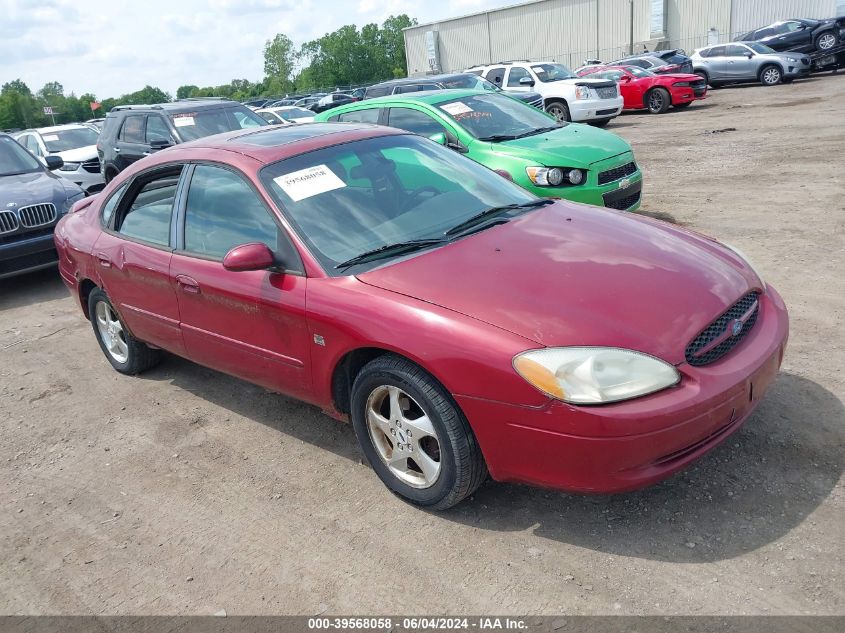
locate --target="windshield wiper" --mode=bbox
[477,133,520,142]
[445,199,553,237]
[334,238,446,270]
[514,125,562,139]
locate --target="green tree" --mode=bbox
[176,85,199,99]
[264,33,296,93]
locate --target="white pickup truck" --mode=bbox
[465,60,624,125]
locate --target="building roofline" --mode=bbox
[403,0,547,31]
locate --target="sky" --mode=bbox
[0,0,505,99]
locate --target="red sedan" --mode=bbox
[578,65,707,114]
[54,124,788,509]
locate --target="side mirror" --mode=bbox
[428,132,447,145]
[44,155,64,170]
[745,52,753,59]
[149,138,172,150]
[223,242,276,272]
[519,76,535,87]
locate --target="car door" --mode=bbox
[770,21,807,51]
[145,114,175,148]
[113,114,149,171]
[703,46,728,79]
[169,163,311,399]
[724,45,757,80]
[503,66,533,93]
[92,165,186,355]
[604,70,638,108]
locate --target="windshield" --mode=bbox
[0,135,43,176]
[438,76,500,92]
[170,107,265,141]
[530,63,576,82]
[260,134,535,273]
[41,127,99,152]
[624,66,655,78]
[278,108,314,120]
[436,93,559,141]
[746,42,776,54]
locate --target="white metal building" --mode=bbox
[404,0,845,75]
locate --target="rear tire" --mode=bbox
[88,288,162,375]
[350,355,487,510]
[815,31,837,52]
[645,87,671,114]
[760,64,783,86]
[545,100,571,122]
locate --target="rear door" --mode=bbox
[169,162,311,399]
[92,165,186,354]
[702,46,728,79]
[114,114,150,172]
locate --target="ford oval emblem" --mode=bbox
[730,319,743,337]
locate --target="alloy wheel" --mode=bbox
[547,104,569,122]
[648,91,664,112]
[365,385,442,489]
[95,301,129,364]
[818,33,836,50]
[763,67,781,85]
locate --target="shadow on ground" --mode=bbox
[141,358,842,563]
[0,267,68,312]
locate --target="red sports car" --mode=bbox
[54,124,788,509]
[577,65,707,114]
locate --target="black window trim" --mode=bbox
[100,182,129,229]
[173,159,305,276]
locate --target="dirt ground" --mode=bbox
[1,73,843,617]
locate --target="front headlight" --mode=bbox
[575,85,591,100]
[526,166,586,186]
[673,81,691,87]
[785,56,798,62]
[720,241,765,286]
[513,347,680,404]
[59,162,81,172]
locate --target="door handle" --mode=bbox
[95,252,112,268]
[175,274,200,294]
[113,147,121,153]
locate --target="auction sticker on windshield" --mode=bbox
[173,116,195,127]
[441,102,474,116]
[274,165,346,202]
[43,135,60,141]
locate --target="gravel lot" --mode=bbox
[1,73,843,616]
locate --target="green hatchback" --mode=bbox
[316,89,642,210]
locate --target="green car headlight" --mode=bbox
[526,167,586,186]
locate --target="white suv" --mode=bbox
[465,61,624,125]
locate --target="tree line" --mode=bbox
[0,15,416,130]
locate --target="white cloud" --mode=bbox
[1,0,507,98]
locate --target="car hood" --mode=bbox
[483,123,632,167]
[767,51,810,61]
[0,170,71,207]
[54,145,97,162]
[356,202,758,364]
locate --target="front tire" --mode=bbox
[760,64,783,86]
[545,100,571,122]
[350,355,487,510]
[88,288,161,375]
[646,87,671,114]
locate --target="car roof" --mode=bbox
[165,122,404,165]
[353,88,488,106]
[260,106,311,112]
[108,99,237,114]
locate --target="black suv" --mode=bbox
[98,98,267,182]
[364,73,545,110]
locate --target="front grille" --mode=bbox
[598,161,638,185]
[81,158,100,173]
[604,189,640,210]
[18,203,57,229]
[0,210,19,234]
[685,291,760,366]
[692,81,707,97]
[0,226,55,245]
[596,86,617,99]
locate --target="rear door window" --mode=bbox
[485,66,506,85]
[116,169,182,246]
[337,109,381,123]
[119,115,146,144]
[386,108,446,137]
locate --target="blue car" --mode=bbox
[0,133,85,279]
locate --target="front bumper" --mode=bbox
[457,284,789,493]
[568,96,624,122]
[520,151,643,211]
[0,229,59,279]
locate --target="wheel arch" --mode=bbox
[78,278,99,320]
[758,61,785,79]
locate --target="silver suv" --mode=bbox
[691,42,811,87]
